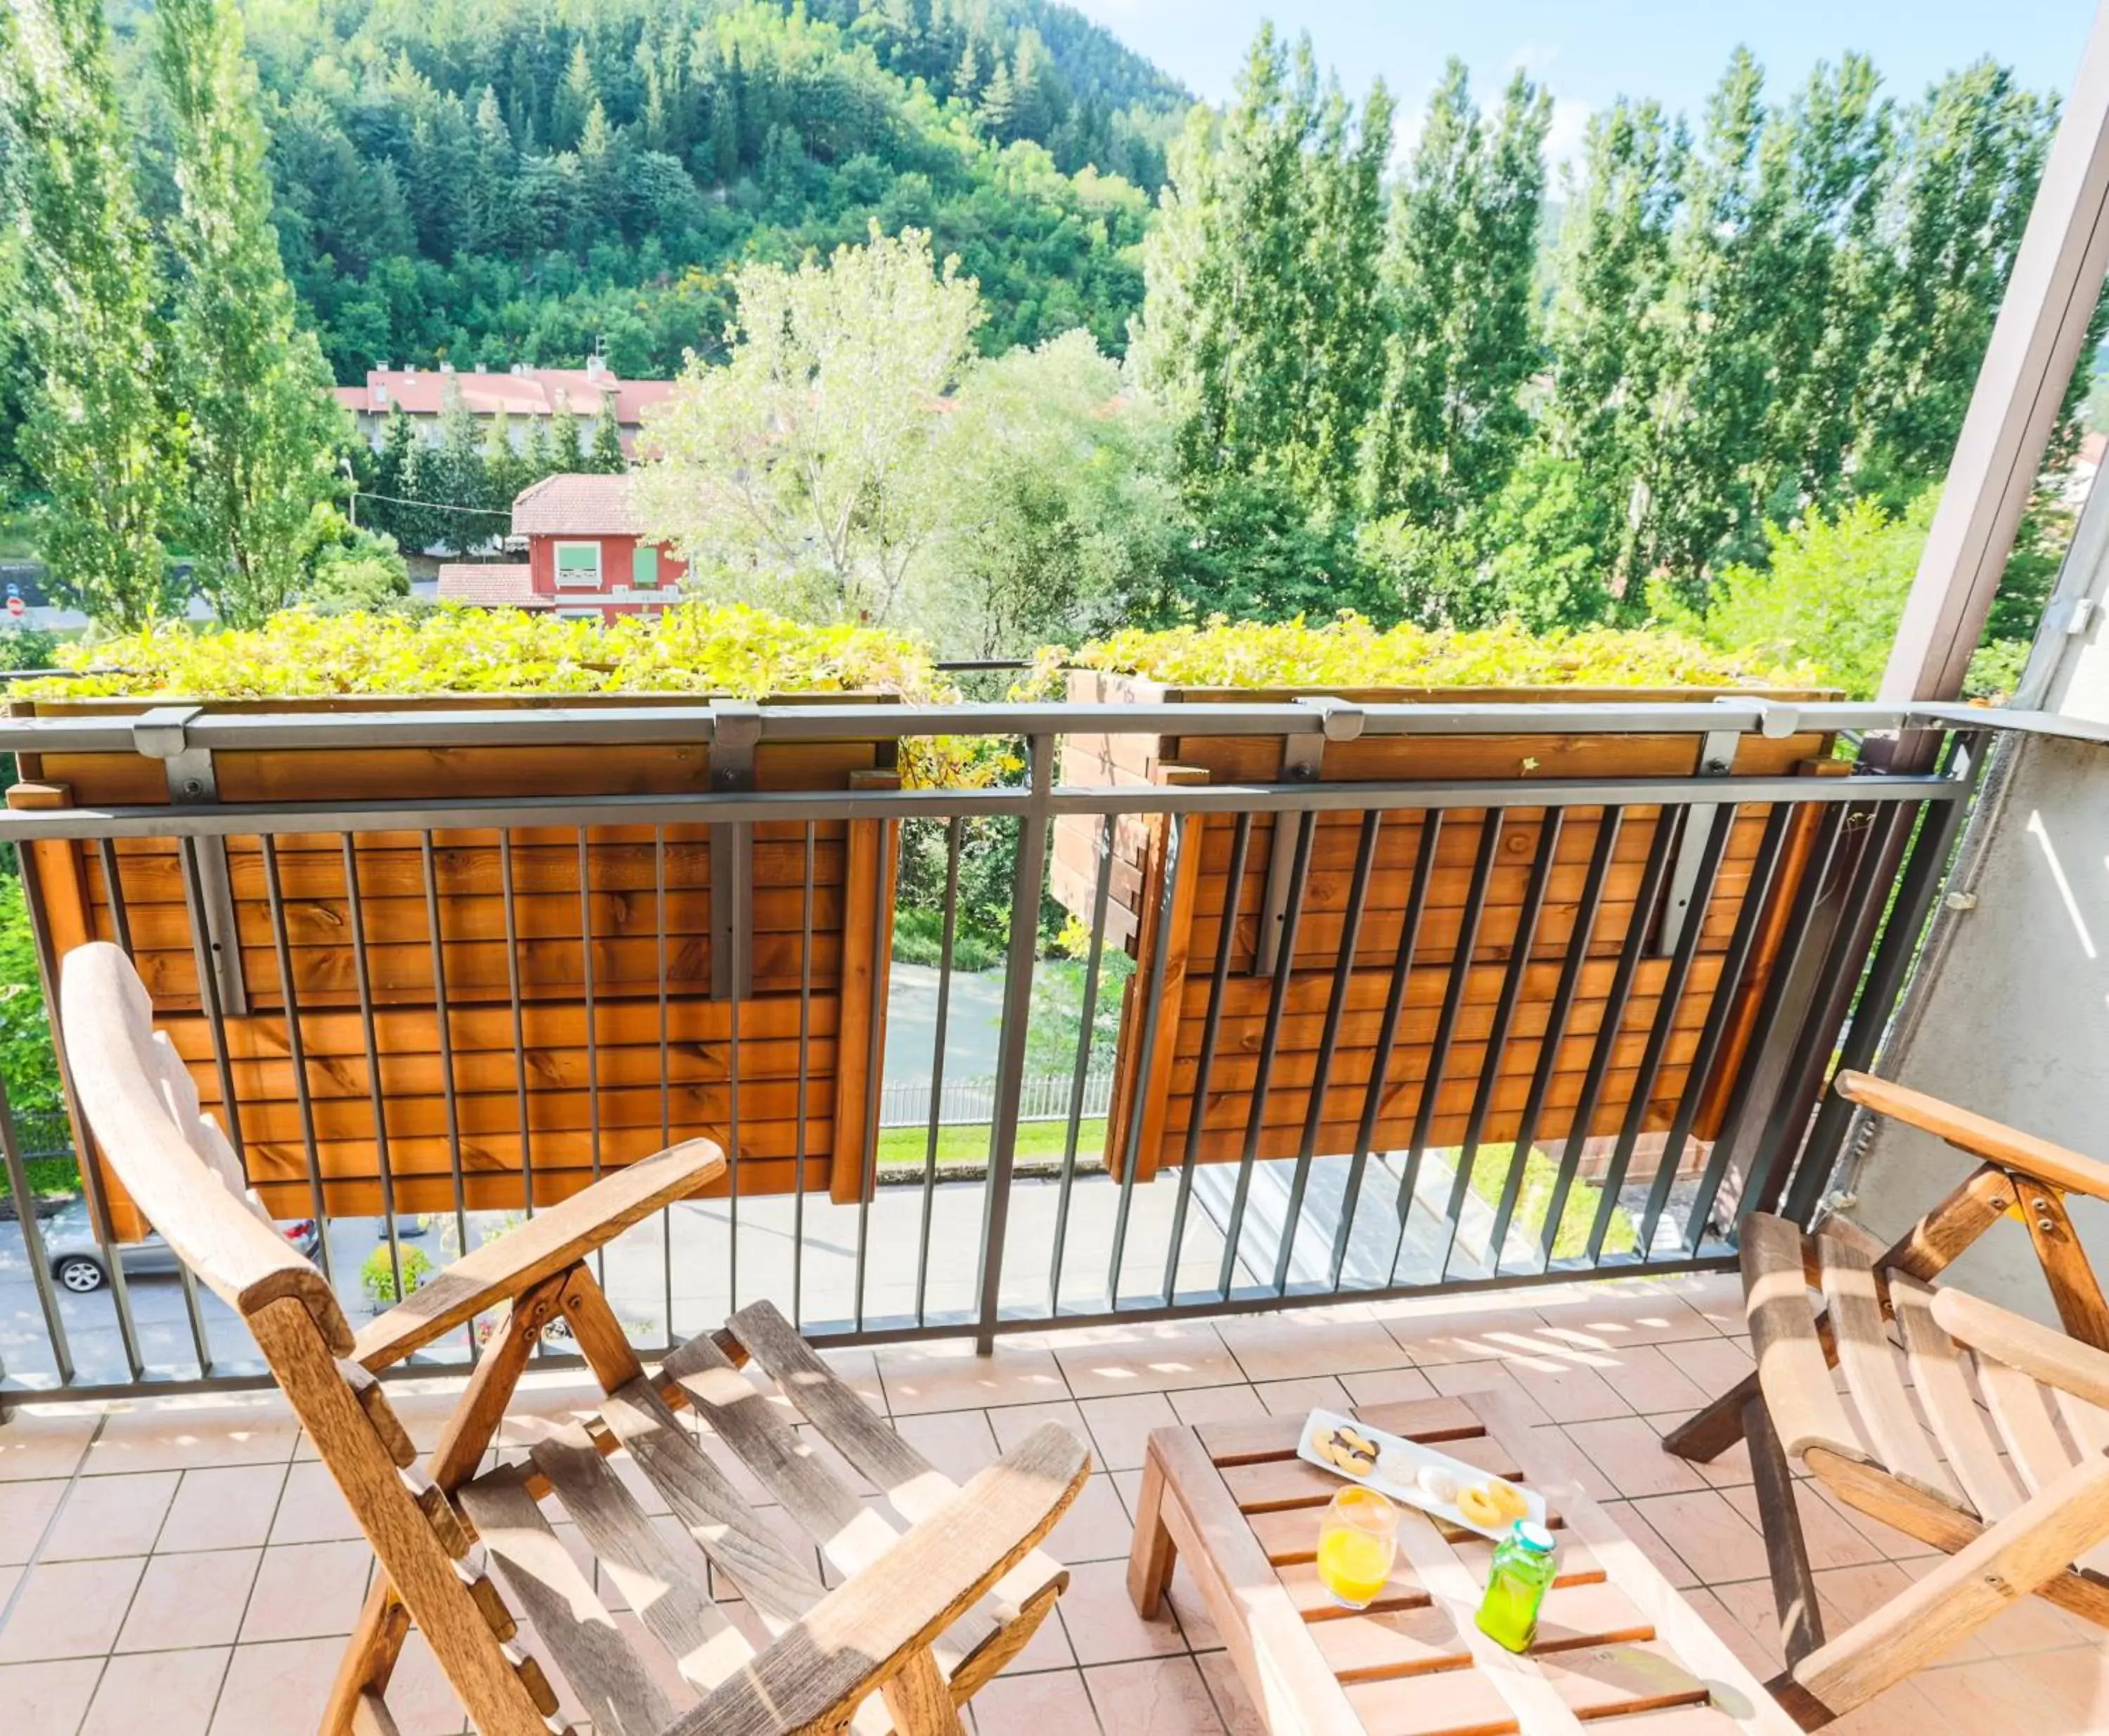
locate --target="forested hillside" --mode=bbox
[116,0,1188,376]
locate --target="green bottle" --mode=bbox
[1476,1519,1558,1653]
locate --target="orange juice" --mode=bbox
[1316,1486,1398,1609]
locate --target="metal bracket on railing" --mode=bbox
[709,701,760,1000]
[133,705,247,1015]
[1655,722,1743,955]
[1253,697,1365,975]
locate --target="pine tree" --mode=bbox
[373,404,418,545]
[467,85,524,259]
[587,394,627,472]
[522,411,558,484]
[978,60,1017,141]
[549,401,584,469]
[553,39,598,150]
[432,387,489,557]
[1362,63,1550,539]
[482,408,523,512]
[0,0,180,627]
[157,0,342,628]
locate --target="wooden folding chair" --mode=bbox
[1664,1069,2109,1728]
[60,941,1088,1735]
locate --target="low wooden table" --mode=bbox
[1126,1392,1799,1736]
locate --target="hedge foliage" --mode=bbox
[1036,614,1819,692]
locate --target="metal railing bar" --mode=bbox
[1391,810,1504,1279]
[1162,812,1251,1306]
[341,834,404,1310]
[1581,805,1735,1267]
[419,834,472,1294]
[1108,811,1193,1304]
[0,697,1979,757]
[1216,808,1315,1302]
[93,838,131,955]
[1532,807,1681,1273]
[1488,810,1623,1273]
[0,770,1966,845]
[1051,815,1118,1316]
[1632,802,1793,1257]
[1274,809,1381,1296]
[1331,810,1443,1293]
[1683,807,1850,1249]
[915,819,965,1328]
[257,836,330,1285]
[974,736,1052,1352]
[792,822,815,1332]
[0,1065,72,1387]
[1441,810,1563,1283]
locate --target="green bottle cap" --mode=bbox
[1511,1520,1555,1553]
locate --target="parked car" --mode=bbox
[42,1200,320,1294]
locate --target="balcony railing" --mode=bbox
[0,696,1993,1404]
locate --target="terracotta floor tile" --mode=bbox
[1563,1415,1710,1497]
[1052,1325,1244,1399]
[1723,1479,1884,1571]
[1999,1645,2109,1728]
[1253,1376,1350,1416]
[1533,1288,1722,1349]
[156,1463,288,1553]
[1214,1308,1410,1382]
[238,1541,375,1643]
[1596,1500,1695,1589]
[877,1341,1070,1414]
[1625,1487,1769,1584]
[80,1645,230,1736]
[1808,1480,1942,1561]
[988,1399,1090,1456]
[207,1636,344,1736]
[1681,1586,1783,1678]
[1824,1673,1967,1736]
[1059,1558,1194,1666]
[1008,1597,1077,1673]
[1077,1392,1180,1473]
[1657,1333,1757,1394]
[373,1631,472,1736]
[889,1408,1000,1482]
[0,1413,96,1484]
[1083,1655,1229,1735]
[0,1480,65,1566]
[40,1469,179,1560]
[1196,1648,1267,1736]
[0,1657,105,1736]
[1592,1344,1713,1414]
[1049,1474,1141,1565]
[1339,1366,1439,1408]
[1372,1302,1551,1364]
[0,1555,146,1661]
[86,1402,299,1475]
[115,1548,260,1652]
[1507,1360,1632,1423]
[1424,1360,1549,1425]
[970,1664,1102,1734]
[266,1460,362,1546]
[1164,1560,1224,1652]
[1167,1385,1268,1426]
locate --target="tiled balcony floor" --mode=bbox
[2,1271,2104,1736]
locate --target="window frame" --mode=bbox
[553,541,603,589]
[630,544,661,590]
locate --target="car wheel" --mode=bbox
[54,1255,106,1294]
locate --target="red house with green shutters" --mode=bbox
[436,474,685,620]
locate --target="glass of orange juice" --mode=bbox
[1316,1486,1398,1609]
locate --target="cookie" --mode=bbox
[1481,1477,1530,1523]
[1456,1484,1504,1528]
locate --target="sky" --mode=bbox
[1064,0,2099,172]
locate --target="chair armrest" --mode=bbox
[354,1140,723,1371]
[1929,1287,2109,1409]
[671,1423,1090,1736]
[1835,1072,2109,1202]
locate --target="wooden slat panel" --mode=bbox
[458,1464,686,1736]
[1537,1638,1712,1719]
[1816,1227,1959,1503]
[527,1422,749,1695]
[1743,1214,1868,1465]
[1974,1354,2078,1495]
[1343,1669,1521,1736]
[600,1378,826,1626]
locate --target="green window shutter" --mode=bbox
[631,545,659,588]
[554,544,600,585]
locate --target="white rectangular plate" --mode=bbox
[1296,1408,1547,1541]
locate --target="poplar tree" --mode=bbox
[1362,63,1550,535]
[156,0,342,628]
[1,0,179,628]
[588,394,628,471]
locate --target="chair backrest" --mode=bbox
[59,941,351,1352]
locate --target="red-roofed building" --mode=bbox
[491,474,685,620]
[433,564,550,610]
[333,359,675,458]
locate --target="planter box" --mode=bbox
[10,692,899,1235]
[1056,671,1840,1186]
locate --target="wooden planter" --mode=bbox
[9,693,900,1235]
[1055,671,1840,1184]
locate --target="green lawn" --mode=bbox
[1459,1144,1637,1261]
[876,1118,1107,1167]
[0,1155,82,1203]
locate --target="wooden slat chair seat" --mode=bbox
[1665,1071,2109,1730]
[58,943,1089,1736]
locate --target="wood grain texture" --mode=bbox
[1743,1212,1867,1465]
[1933,1285,2109,1413]
[1814,1226,1958,1503]
[669,1424,1087,1736]
[1834,1071,2109,1203]
[830,771,898,1205]
[1889,1276,2024,1526]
